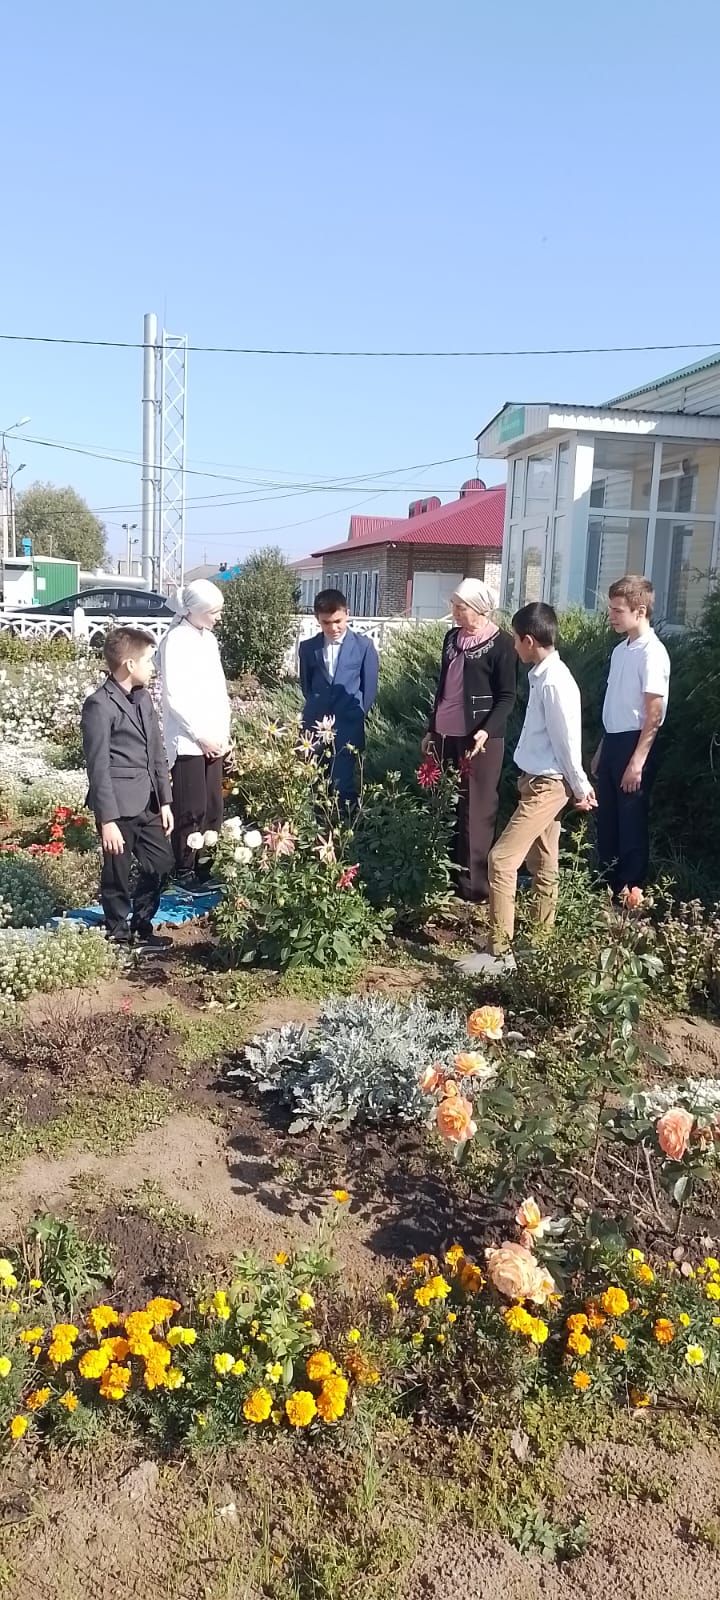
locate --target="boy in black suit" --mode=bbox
[81,627,175,952]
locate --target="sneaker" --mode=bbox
[130,926,173,955]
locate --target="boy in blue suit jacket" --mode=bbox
[299,589,379,807]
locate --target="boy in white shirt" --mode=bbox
[592,574,670,896]
[487,601,596,957]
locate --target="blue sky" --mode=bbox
[2,0,719,571]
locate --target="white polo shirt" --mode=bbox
[602,629,670,735]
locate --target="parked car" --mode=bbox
[7,588,175,619]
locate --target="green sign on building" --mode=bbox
[498,405,526,445]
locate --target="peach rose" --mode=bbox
[455,1052,496,1084]
[620,885,644,910]
[436,1093,477,1145]
[419,1066,442,1095]
[467,1005,504,1042]
[486,1241,557,1304]
[656,1106,694,1162]
[515,1197,549,1241]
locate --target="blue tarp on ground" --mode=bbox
[53,886,220,932]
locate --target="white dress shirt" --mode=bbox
[514,651,591,800]
[602,628,670,734]
[158,619,231,761]
[323,634,346,680]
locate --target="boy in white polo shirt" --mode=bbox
[592,574,670,896]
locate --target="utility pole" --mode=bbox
[0,417,30,564]
[9,465,26,557]
[141,313,158,588]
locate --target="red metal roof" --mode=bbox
[313,485,505,558]
[348,514,397,541]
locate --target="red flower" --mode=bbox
[49,825,65,841]
[417,757,442,790]
[71,815,89,828]
[54,807,72,823]
[45,842,64,856]
[337,864,360,891]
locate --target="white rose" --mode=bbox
[203,830,219,848]
[243,830,263,851]
[186,832,205,851]
[234,846,252,865]
[222,817,244,841]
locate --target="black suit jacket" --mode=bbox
[81,677,172,825]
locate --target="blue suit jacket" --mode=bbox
[299,629,379,750]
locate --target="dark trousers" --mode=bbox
[434,733,505,901]
[331,744,360,810]
[171,754,224,874]
[596,730,660,894]
[100,802,174,939]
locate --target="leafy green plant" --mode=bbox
[501,1505,590,1563]
[24,1215,113,1308]
[217,548,298,683]
[226,994,469,1132]
[356,769,457,926]
[501,832,610,1023]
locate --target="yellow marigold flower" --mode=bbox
[298,1293,315,1312]
[124,1311,154,1341]
[685,1344,705,1367]
[573,1371,592,1391]
[332,1189,350,1205]
[32,1347,41,1359]
[28,1279,42,1291]
[445,1244,465,1270]
[78,1348,111,1380]
[146,1341,171,1368]
[9,1415,28,1439]
[285,1390,317,1428]
[167,1326,195,1347]
[600,1287,629,1318]
[100,1336,130,1362]
[8,1301,19,1315]
[459,1263,484,1295]
[626,1248,644,1264]
[679,1312,691,1327]
[414,1285,433,1308]
[411,1332,424,1347]
[705,1282,720,1301]
[145,1297,181,1326]
[99,1363,132,1402]
[384,1294,399,1314]
[165,1367,185,1390]
[195,1412,208,1428]
[19,1327,45,1344]
[266,1362,283,1383]
[231,1359,247,1377]
[612,1335,628,1352]
[243,1386,273,1424]
[346,1351,380,1386]
[653,1318,675,1345]
[317,1374,349,1423]
[427,1275,451,1302]
[587,1312,607,1331]
[704,1257,720,1272]
[346,1329,362,1345]
[0,1260,15,1280]
[713,1318,720,1329]
[212,1291,231,1322]
[412,1254,434,1273]
[306,1350,337,1383]
[436,1333,446,1345]
[635,1264,655,1285]
[566,1313,589,1333]
[25,1388,51,1411]
[504,1305,534,1336]
[47,1340,74,1367]
[567,1329,592,1357]
[143,1364,168,1391]
[214,1352,235,1376]
[447,1311,457,1324]
[629,1387,651,1407]
[58,1391,78,1413]
[274,1253,289,1268]
[127,1334,156,1360]
[52,1323,78,1344]
[86,1305,119,1337]
[528,1317,549,1346]
[0,1357,12,1379]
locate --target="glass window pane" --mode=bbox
[658,443,720,515]
[555,443,570,508]
[504,524,522,610]
[549,514,567,606]
[584,516,648,610]
[591,437,654,512]
[511,458,524,517]
[519,526,547,604]
[652,517,715,626]
[524,453,553,514]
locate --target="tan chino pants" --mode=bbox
[487,773,571,951]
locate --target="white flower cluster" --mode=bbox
[0,923,116,1010]
[220,815,263,866]
[0,661,100,744]
[630,1078,720,1119]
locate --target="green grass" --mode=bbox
[0,1083,175,1172]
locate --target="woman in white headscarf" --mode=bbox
[157,579,231,883]
[423,578,517,902]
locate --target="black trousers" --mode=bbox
[171,754,224,874]
[596,730,660,895]
[100,802,174,938]
[432,733,505,902]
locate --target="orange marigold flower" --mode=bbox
[573,1370,592,1391]
[600,1287,630,1318]
[653,1318,675,1345]
[567,1329,592,1358]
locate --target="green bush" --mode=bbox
[0,633,81,665]
[0,856,56,927]
[365,623,444,782]
[356,769,456,925]
[218,549,298,684]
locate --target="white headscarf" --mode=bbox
[168,579,225,624]
[451,578,497,616]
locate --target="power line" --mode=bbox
[1,331,719,358]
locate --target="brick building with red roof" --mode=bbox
[310,479,505,618]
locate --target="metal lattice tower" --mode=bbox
[154,331,188,594]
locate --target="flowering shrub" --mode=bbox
[0,857,56,928]
[0,767,88,822]
[228,995,470,1132]
[0,661,99,745]
[0,925,117,1011]
[355,769,457,926]
[34,806,95,856]
[608,1079,720,1214]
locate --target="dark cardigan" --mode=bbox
[429,627,517,740]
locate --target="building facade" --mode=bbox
[476,355,720,627]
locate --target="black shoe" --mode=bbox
[130,925,173,955]
[106,929,132,948]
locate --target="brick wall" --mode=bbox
[321,543,501,614]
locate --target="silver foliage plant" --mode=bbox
[226,994,468,1133]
